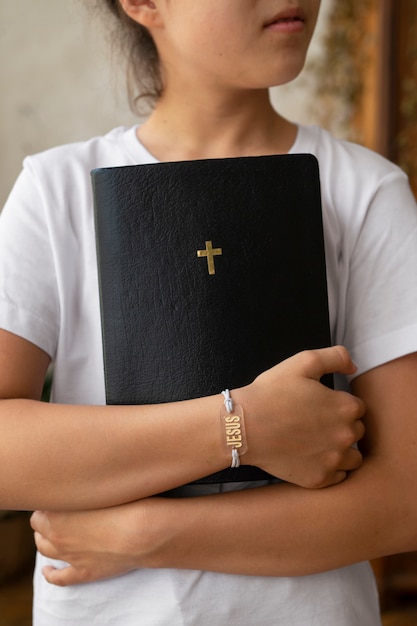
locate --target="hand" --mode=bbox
[238,345,365,488]
[30,502,149,586]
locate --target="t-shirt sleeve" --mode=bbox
[0,160,60,358]
[342,170,417,377]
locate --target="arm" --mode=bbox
[32,352,417,585]
[0,330,364,511]
[132,352,417,574]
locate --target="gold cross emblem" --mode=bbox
[197,240,223,275]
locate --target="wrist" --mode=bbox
[136,496,192,570]
[227,384,264,469]
[220,389,248,468]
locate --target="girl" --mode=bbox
[2,1,417,624]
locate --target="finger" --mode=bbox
[30,510,42,531]
[313,345,358,378]
[353,418,366,441]
[320,470,348,488]
[340,447,363,472]
[42,565,83,587]
[336,391,366,425]
[310,449,363,489]
[33,531,59,560]
[284,345,357,381]
[30,510,49,534]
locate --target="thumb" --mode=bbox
[283,345,357,381]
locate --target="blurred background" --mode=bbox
[0,1,416,624]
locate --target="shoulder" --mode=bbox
[295,125,416,237]
[22,126,139,183]
[1,126,145,242]
[297,124,405,181]
[298,127,417,377]
[6,126,146,220]
[296,125,408,205]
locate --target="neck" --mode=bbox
[137,87,297,162]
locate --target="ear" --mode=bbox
[118,0,162,29]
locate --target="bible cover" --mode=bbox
[92,154,332,483]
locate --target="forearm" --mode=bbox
[0,395,225,511]
[31,354,417,586]
[142,458,417,577]
[0,342,365,513]
[30,452,417,587]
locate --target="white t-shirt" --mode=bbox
[1,125,417,625]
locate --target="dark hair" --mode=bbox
[98,0,162,113]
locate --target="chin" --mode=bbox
[269,58,307,87]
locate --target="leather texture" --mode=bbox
[92,154,332,483]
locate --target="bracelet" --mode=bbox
[221,389,248,468]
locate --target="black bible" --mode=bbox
[92,154,332,483]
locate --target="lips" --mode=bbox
[264,7,306,29]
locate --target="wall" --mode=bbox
[0,0,333,207]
